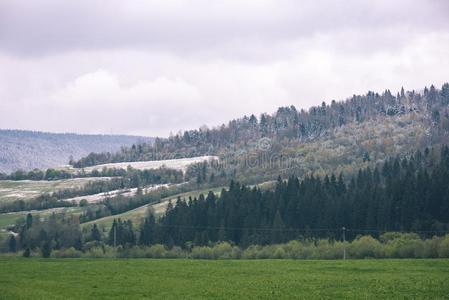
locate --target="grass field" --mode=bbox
[0,259,448,299]
[83,186,225,230]
[0,207,85,229]
[0,177,112,203]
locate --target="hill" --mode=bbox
[72,83,449,184]
[0,130,153,173]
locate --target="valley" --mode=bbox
[1,83,449,262]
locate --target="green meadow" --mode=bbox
[0,258,448,299]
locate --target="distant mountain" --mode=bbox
[0,130,153,173]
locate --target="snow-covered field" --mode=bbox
[80,156,218,173]
[64,184,170,204]
[0,177,112,202]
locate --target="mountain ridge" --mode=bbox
[0,129,154,173]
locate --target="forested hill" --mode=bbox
[145,146,449,247]
[0,130,153,173]
[72,83,449,184]
[74,84,449,166]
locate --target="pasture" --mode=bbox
[0,207,84,230]
[83,186,225,230]
[0,177,112,203]
[0,258,448,299]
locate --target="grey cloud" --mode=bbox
[1,0,448,58]
[0,1,448,137]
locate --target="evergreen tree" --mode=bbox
[23,248,31,258]
[26,213,33,229]
[8,235,17,252]
[271,210,285,244]
[91,224,102,242]
[41,241,52,258]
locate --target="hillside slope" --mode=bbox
[0,130,153,173]
[72,83,449,184]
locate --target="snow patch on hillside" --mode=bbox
[64,184,170,204]
[80,156,218,173]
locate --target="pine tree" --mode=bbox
[91,224,101,242]
[41,241,52,258]
[8,235,17,252]
[271,210,285,244]
[23,248,31,258]
[26,213,33,229]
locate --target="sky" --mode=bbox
[0,0,448,137]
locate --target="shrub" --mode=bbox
[242,245,260,259]
[348,236,383,258]
[272,246,286,259]
[314,240,342,259]
[23,248,31,257]
[380,232,420,243]
[282,240,303,259]
[437,235,449,258]
[256,245,274,259]
[84,245,117,258]
[145,244,167,258]
[231,246,242,259]
[83,241,104,252]
[212,242,234,259]
[52,247,82,258]
[166,246,185,258]
[191,246,214,259]
[84,247,106,258]
[118,246,146,258]
[384,237,420,258]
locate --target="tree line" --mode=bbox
[3,214,449,259]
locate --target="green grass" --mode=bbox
[83,186,225,230]
[0,259,448,299]
[0,213,22,229]
[0,207,85,229]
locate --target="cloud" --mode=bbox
[1,0,448,58]
[0,1,448,136]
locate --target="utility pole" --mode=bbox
[342,226,346,260]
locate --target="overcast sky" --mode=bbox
[0,0,448,137]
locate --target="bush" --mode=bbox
[256,245,274,259]
[380,232,420,243]
[437,235,449,258]
[242,245,260,259]
[84,241,104,252]
[145,244,166,258]
[212,242,234,259]
[165,246,185,258]
[272,246,286,259]
[118,246,146,258]
[84,246,116,258]
[191,246,214,259]
[22,248,31,257]
[348,236,383,258]
[314,240,343,259]
[52,247,82,258]
[384,237,421,258]
[231,246,242,259]
[7,234,448,260]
